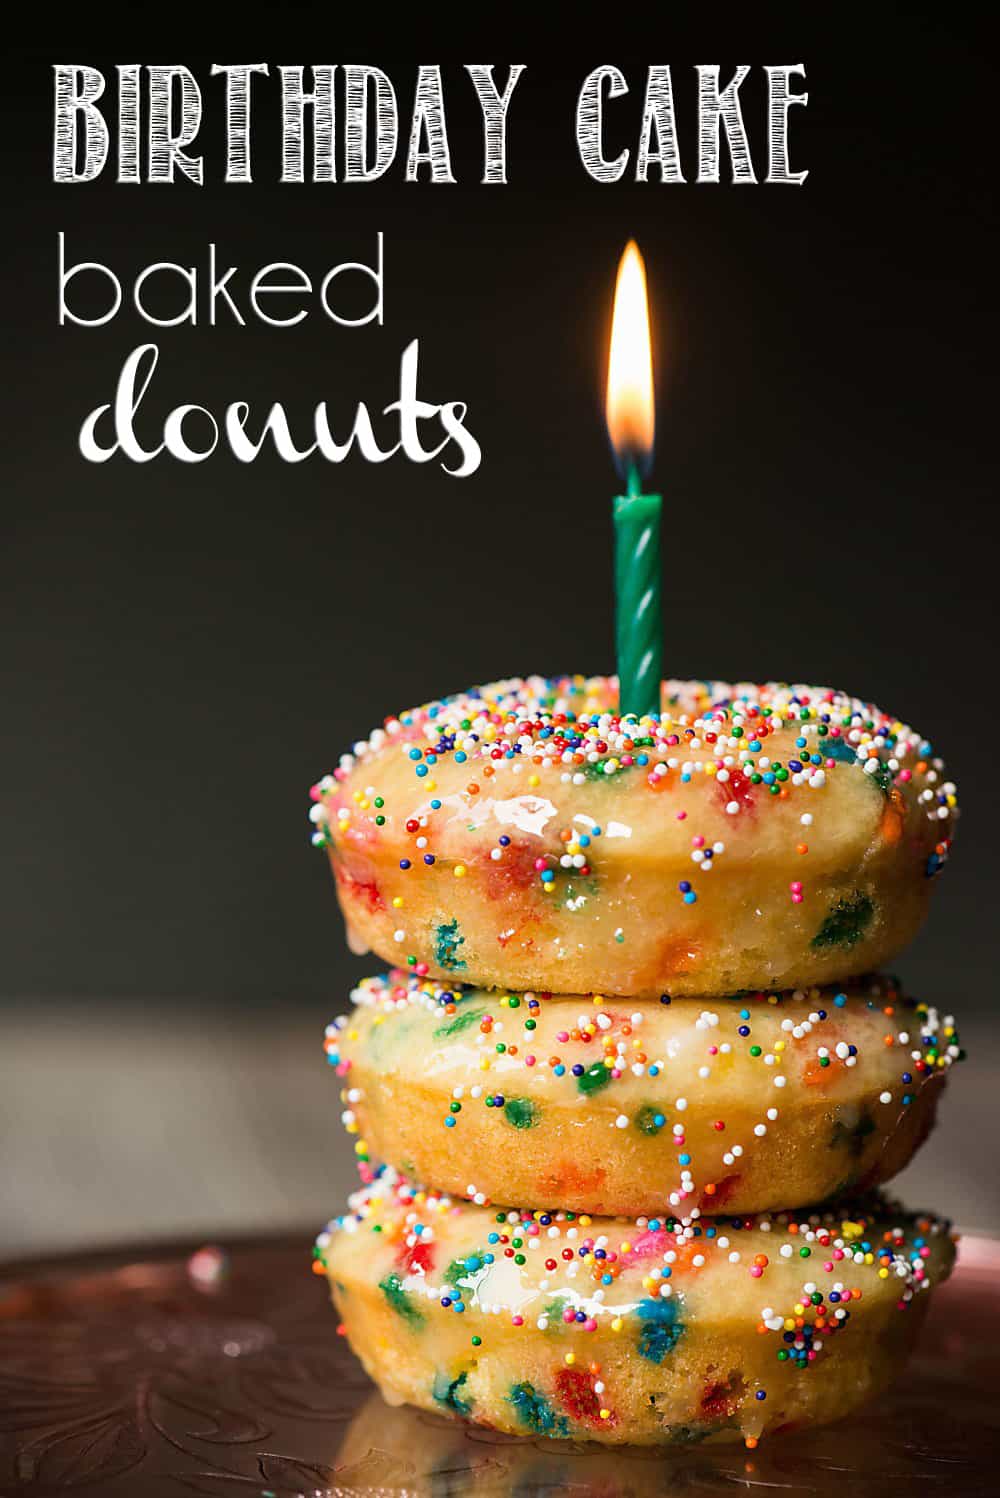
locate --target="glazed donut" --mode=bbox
[310,677,957,998]
[327,971,961,1217]
[316,1168,955,1447]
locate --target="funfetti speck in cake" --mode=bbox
[309,676,957,999]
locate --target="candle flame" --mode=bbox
[606,240,655,475]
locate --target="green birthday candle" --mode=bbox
[607,240,663,719]
[614,468,663,718]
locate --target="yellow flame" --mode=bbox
[606,240,655,465]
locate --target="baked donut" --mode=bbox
[327,971,960,1216]
[316,1168,955,1447]
[310,677,957,998]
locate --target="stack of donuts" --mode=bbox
[310,676,962,1446]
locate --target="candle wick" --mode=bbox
[626,463,642,499]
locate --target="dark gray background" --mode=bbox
[2,34,997,1252]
